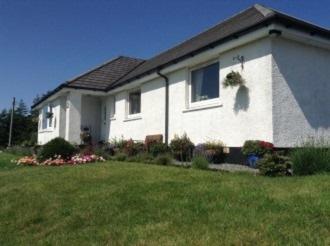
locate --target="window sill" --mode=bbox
[38,129,54,133]
[182,103,223,113]
[123,116,142,122]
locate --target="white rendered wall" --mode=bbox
[108,77,165,141]
[272,37,330,147]
[168,38,273,146]
[107,38,273,146]
[37,98,62,145]
[65,91,82,144]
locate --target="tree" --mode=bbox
[0,98,38,147]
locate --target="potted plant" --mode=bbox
[80,127,92,145]
[223,71,245,88]
[46,112,53,119]
[242,140,274,168]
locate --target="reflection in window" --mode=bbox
[191,62,219,102]
[129,90,141,115]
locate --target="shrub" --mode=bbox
[145,134,163,152]
[192,156,209,170]
[257,152,292,177]
[126,152,154,163]
[155,154,173,165]
[170,133,194,162]
[149,143,170,157]
[109,137,128,153]
[93,146,112,160]
[38,138,76,161]
[123,139,145,156]
[194,141,226,163]
[242,140,274,156]
[291,139,330,175]
[114,152,128,162]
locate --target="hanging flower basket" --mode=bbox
[46,112,53,119]
[223,71,245,88]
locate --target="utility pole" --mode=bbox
[8,97,15,148]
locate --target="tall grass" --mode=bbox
[291,138,330,175]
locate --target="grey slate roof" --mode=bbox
[65,56,145,90]
[111,4,330,89]
[32,4,330,108]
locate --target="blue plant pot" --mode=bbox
[247,154,259,168]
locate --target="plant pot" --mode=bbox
[247,154,260,168]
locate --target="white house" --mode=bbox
[32,4,330,151]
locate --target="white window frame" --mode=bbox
[40,103,55,131]
[110,96,116,120]
[125,88,142,121]
[186,59,221,110]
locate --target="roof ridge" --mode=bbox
[140,5,262,62]
[253,3,274,17]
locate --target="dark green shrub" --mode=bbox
[242,140,274,156]
[135,153,154,164]
[155,154,173,165]
[114,152,128,162]
[291,140,330,175]
[38,138,76,161]
[149,143,170,157]
[170,133,194,162]
[192,156,209,170]
[123,139,144,156]
[93,146,112,160]
[257,152,292,177]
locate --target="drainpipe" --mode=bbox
[157,70,169,145]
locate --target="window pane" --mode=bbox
[110,96,116,117]
[129,90,141,114]
[191,62,219,102]
[42,107,47,129]
[48,105,53,127]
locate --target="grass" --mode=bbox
[0,152,329,245]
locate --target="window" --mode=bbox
[48,104,53,127]
[42,107,47,129]
[191,62,219,102]
[110,96,116,118]
[128,90,141,115]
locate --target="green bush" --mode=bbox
[192,156,209,170]
[114,152,128,162]
[155,154,173,165]
[242,140,274,156]
[149,143,170,157]
[123,139,144,156]
[38,138,76,161]
[93,146,112,160]
[291,140,330,175]
[257,152,292,177]
[170,133,194,162]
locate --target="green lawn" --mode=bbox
[0,152,329,245]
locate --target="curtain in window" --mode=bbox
[129,91,141,114]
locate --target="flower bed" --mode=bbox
[16,154,105,166]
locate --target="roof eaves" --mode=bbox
[108,15,276,90]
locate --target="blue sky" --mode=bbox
[0,0,329,110]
